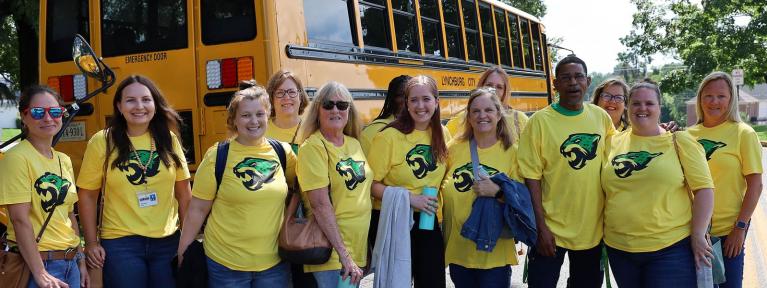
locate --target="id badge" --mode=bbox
[136,190,159,208]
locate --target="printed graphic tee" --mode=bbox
[266,119,301,154]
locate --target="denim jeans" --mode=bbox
[527,243,603,288]
[714,235,746,288]
[313,269,344,288]
[101,231,179,288]
[206,257,290,288]
[606,237,696,288]
[27,259,80,288]
[449,264,510,288]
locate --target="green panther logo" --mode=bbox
[233,158,279,191]
[611,151,663,178]
[117,150,160,185]
[560,133,601,170]
[451,163,500,192]
[406,144,438,179]
[336,158,367,190]
[34,172,71,213]
[697,139,726,160]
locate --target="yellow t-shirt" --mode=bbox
[360,116,394,154]
[0,140,80,251]
[368,126,450,213]
[77,130,191,239]
[446,109,528,142]
[296,132,373,272]
[266,119,301,154]
[687,121,763,236]
[601,130,714,252]
[193,139,296,271]
[442,139,519,268]
[517,104,615,250]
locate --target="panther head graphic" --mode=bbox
[34,172,71,213]
[233,158,279,191]
[336,158,366,190]
[611,151,663,178]
[697,139,726,161]
[451,163,500,192]
[559,133,601,170]
[406,144,438,179]
[117,150,160,185]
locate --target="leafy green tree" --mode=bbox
[500,0,546,18]
[0,0,38,101]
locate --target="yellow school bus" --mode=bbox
[39,0,553,173]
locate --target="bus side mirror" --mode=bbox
[72,34,105,81]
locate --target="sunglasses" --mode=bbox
[321,100,350,111]
[25,106,65,120]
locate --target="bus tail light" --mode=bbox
[47,74,87,102]
[206,56,254,90]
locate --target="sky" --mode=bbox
[541,0,670,74]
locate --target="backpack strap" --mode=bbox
[214,140,230,192]
[267,138,287,175]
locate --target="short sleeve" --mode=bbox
[442,125,453,143]
[368,132,395,182]
[677,132,714,191]
[517,117,544,180]
[0,153,32,204]
[739,127,763,175]
[173,134,191,181]
[445,111,464,137]
[77,130,108,190]
[192,144,218,201]
[297,140,330,191]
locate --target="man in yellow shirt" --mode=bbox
[518,55,615,288]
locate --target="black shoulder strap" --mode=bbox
[267,138,287,176]
[214,140,230,192]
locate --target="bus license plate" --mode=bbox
[59,121,86,142]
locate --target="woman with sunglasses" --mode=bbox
[77,75,191,287]
[178,84,296,287]
[368,75,450,288]
[265,70,310,154]
[687,72,762,288]
[446,67,528,141]
[0,86,87,288]
[296,81,372,287]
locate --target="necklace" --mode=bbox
[129,136,156,189]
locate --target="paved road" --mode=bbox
[362,148,767,287]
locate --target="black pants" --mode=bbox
[290,263,317,288]
[527,243,603,288]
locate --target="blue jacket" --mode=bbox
[460,173,537,252]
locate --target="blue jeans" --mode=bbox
[527,243,603,288]
[27,259,80,288]
[206,257,290,288]
[449,264,510,288]
[606,237,696,288]
[101,231,179,288]
[714,235,746,288]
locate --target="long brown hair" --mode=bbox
[385,75,448,163]
[107,75,184,169]
[18,85,67,138]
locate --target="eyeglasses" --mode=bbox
[321,100,350,111]
[557,74,588,82]
[24,106,65,120]
[600,93,626,103]
[275,89,299,99]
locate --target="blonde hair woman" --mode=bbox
[296,81,372,287]
[687,71,762,288]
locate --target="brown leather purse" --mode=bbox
[277,191,332,264]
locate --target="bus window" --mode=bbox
[419,0,444,57]
[462,0,481,62]
[100,0,188,57]
[442,0,464,60]
[46,0,89,63]
[479,3,496,64]
[392,0,420,53]
[532,22,544,71]
[358,0,391,49]
[495,10,510,66]
[201,0,256,45]
[520,18,534,69]
[509,13,522,68]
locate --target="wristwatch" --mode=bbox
[735,220,748,230]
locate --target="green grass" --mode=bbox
[752,125,767,142]
[1,128,20,142]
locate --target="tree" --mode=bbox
[620,0,767,94]
[500,0,546,18]
[0,0,38,101]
